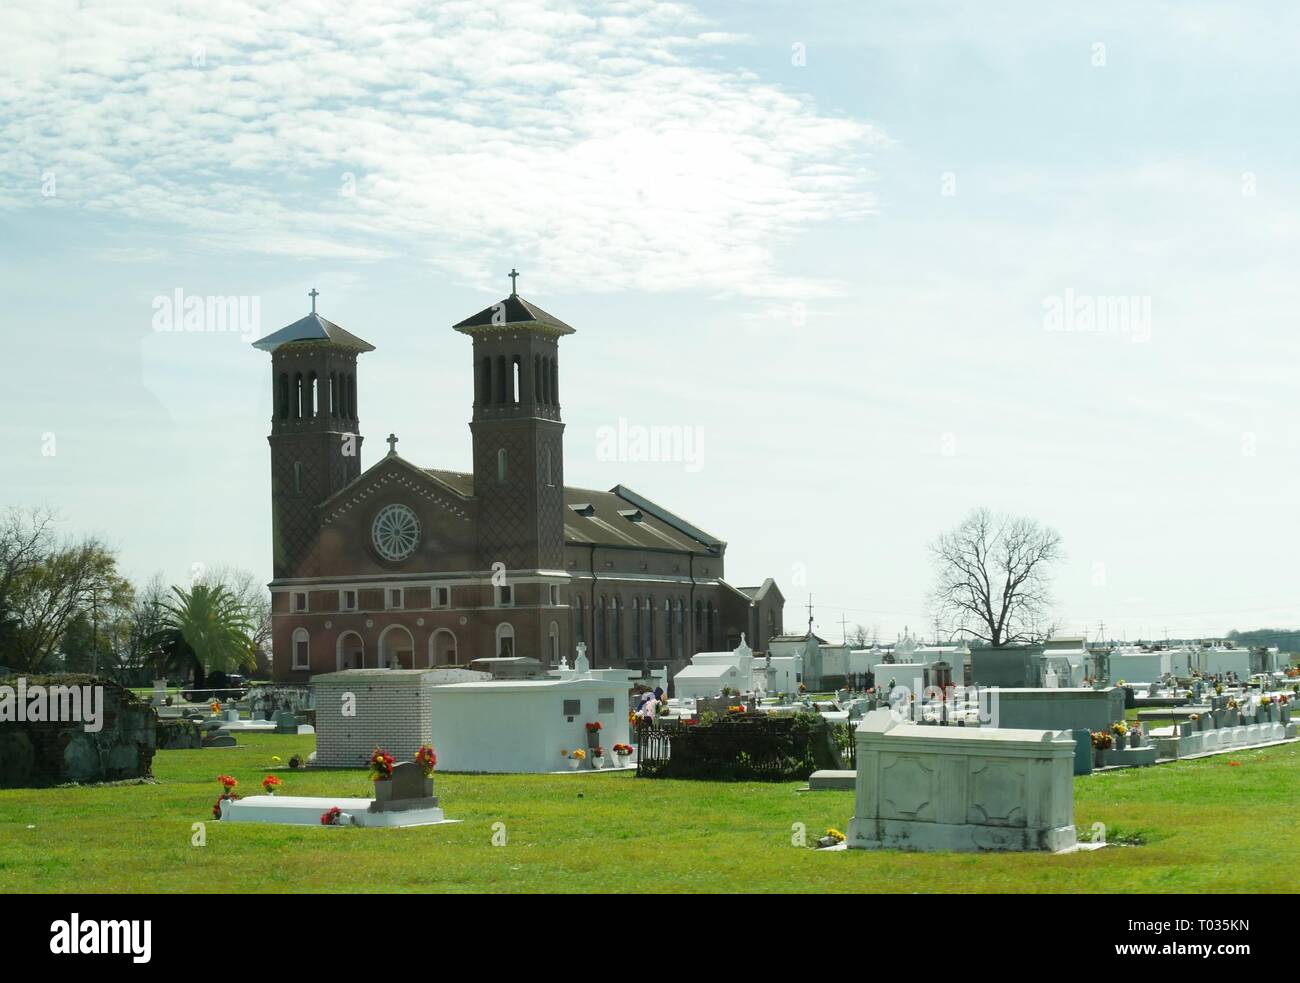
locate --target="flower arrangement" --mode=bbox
[726,705,746,714]
[1116,679,1126,687]
[798,682,807,694]
[1260,696,1273,705]
[415,744,438,777]
[1090,730,1113,750]
[628,711,638,728]
[1110,720,1128,735]
[570,748,586,761]
[1279,695,1290,705]
[368,747,395,782]
[213,775,240,819]
[320,806,343,826]
[261,775,282,794]
[585,721,602,733]
[593,745,605,758]
[612,743,632,756]
[210,701,221,715]
[825,828,846,844]
[1189,713,1200,721]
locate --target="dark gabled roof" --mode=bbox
[452,295,575,335]
[251,312,375,353]
[421,469,719,554]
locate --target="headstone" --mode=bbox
[574,642,590,676]
[275,711,298,734]
[371,761,438,812]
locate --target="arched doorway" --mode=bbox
[336,631,365,670]
[495,622,515,657]
[378,625,415,668]
[429,628,458,667]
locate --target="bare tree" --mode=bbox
[929,507,1063,647]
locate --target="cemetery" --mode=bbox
[2,647,1298,891]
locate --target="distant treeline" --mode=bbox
[1226,628,1300,653]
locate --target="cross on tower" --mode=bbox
[806,594,815,633]
[508,268,519,296]
[309,288,319,313]
[386,433,398,455]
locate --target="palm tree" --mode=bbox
[149,584,255,690]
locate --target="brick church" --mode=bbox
[253,280,785,682]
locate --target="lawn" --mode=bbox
[1,733,1296,893]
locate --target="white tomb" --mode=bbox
[847,710,1077,852]
[673,636,755,699]
[429,645,633,773]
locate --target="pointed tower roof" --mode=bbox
[251,289,375,354]
[452,294,575,336]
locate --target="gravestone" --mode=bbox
[371,761,438,812]
[275,711,298,734]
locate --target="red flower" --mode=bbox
[585,721,602,732]
[217,774,238,790]
[261,775,282,792]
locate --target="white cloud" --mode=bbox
[0,0,887,298]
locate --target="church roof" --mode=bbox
[452,295,576,335]
[251,312,376,353]
[421,469,721,554]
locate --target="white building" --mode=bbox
[429,647,634,773]
[672,637,755,699]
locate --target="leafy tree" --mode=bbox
[149,583,255,688]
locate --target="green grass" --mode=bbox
[1,733,1296,893]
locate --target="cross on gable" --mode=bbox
[309,288,319,313]
[386,433,398,455]
[508,268,519,296]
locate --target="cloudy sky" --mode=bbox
[3,0,1299,643]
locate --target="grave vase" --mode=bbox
[1128,730,1142,748]
[1281,705,1291,724]
[567,757,581,771]
[592,755,606,770]
[586,729,601,749]
[1113,732,1127,751]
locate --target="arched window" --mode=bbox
[292,628,311,671]
[277,373,289,420]
[632,598,641,664]
[548,621,559,664]
[378,624,415,669]
[675,598,685,660]
[497,448,508,484]
[430,628,458,667]
[645,595,655,663]
[329,372,337,417]
[595,596,606,660]
[293,373,304,420]
[348,374,357,420]
[533,354,542,403]
[541,356,551,405]
[495,622,515,658]
[551,356,559,405]
[496,355,507,404]
[706,601,716,650]
[308,372,319,418]
[611,596,622,661]
[512,356,521,406]
[573,595,585,645]
[694,600,703,646]
[663,598,672,658]
[293,461,304,495]
[336,631,364,671]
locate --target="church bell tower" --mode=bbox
[252,290,375,579]
[453,271,574,573]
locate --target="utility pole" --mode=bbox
[839,613,850,646]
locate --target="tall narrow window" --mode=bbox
[294,373,304,419]
[497,448,508,484]
[512,356,521,406]
[541,356,551,405]
[551,357,559,405]
[632,598,641,664]
[675,598,685,660]
[278,373,289,420]
[309,372,319,418]
[573,595,585,645]
[611,596,622,661]
[646,596,655,663]
[480,356,492,405]
[707,601,716,650]
[293,461,303,495]
[496,355,507,404]
[533,354,542,403]
[348,373,357,419]
[329,372,338,417]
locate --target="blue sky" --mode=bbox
[3,0,1299,642]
